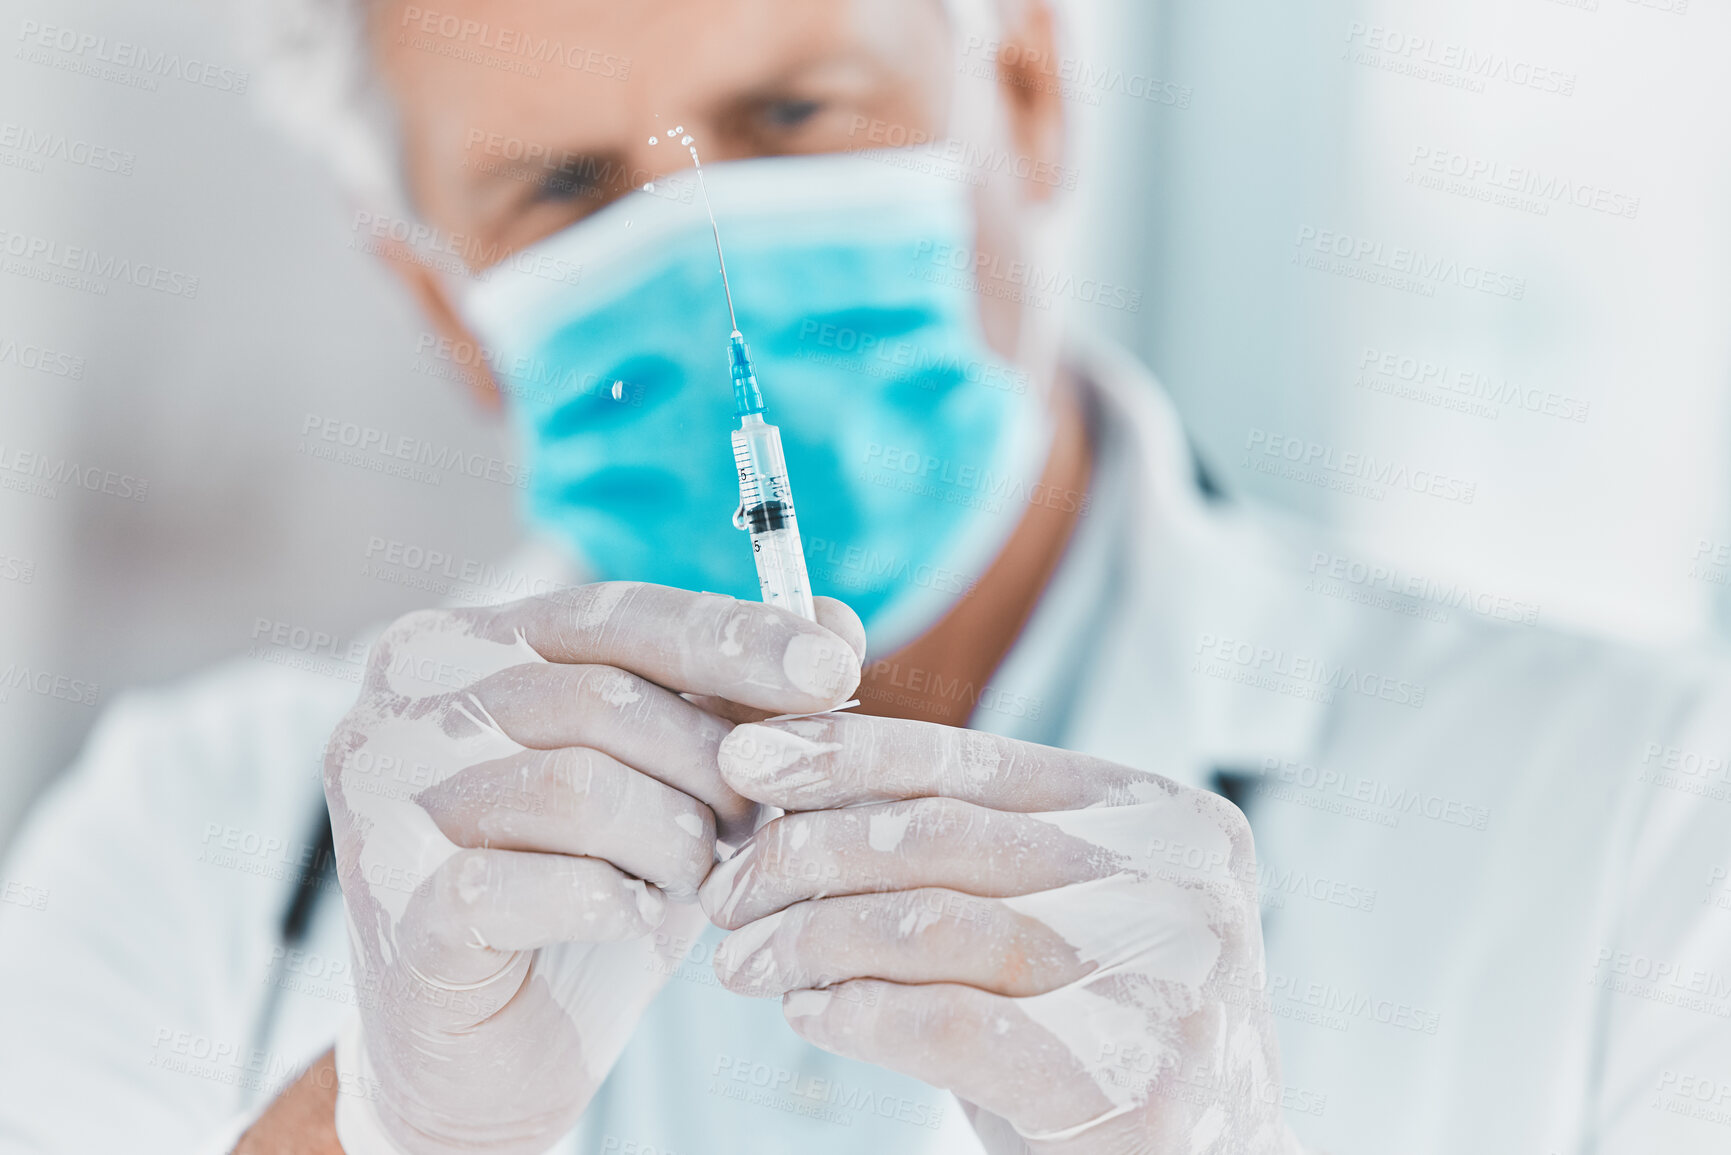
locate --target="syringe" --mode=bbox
[687,149,816,621]
[727,333,816,621]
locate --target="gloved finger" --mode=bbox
[780,980,1118,1142]
[717,713,1166,812]
[467,663,753,839]
[712,888,1092,998]
[716,871,1228,996]
[810,596,867,664]
[679,596,867,725]
[699,798,1118,928]
[399,848,667,987]
[416,747,716,899]
[496,583,861,713]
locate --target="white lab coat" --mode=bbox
[1,336,1728,1154]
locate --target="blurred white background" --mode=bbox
[1,0,1727,853]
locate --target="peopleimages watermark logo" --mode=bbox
[198,822,344,892]
[1355,346,1589,426]
[1243,428,1478,506]
[1636,741,1731,805]
[1706,865,1731,916]
[1405,145,1640,221]
[1652,1070,1731,1131]
[794,318,1030,395]
[0,878,49,912]
[1293,226,1526,302]
[247,617,373,685]
[0,442,148,503]
[600,1136,691,1155]
[858,441,1090,518]
[1213,962,1443,1035]
[1342,21,1577,97]
[647,931,880,1005]
[148,1026,384,1101]
[412,330,645,410]
[805,537,978,601]
[845,116,1079,191]
[0,662,101,708]
[298,412,530,490]
[859,656,1043,724]
[458,128,694,209]
[709,1053,946,1131]
[0,119,135,177]
[1305,549,1541,627]
[14,19,250,95]
[0,552,35,585]
[395,6,631,80]
[361,535,572,605]
[1260,754,1492,832]
[911,239,1143,314]
[958,36,1192,110]
[1623,0,1691,15]
[1589,947,1731,1019]
[1192,632,1428,709]
[0,332,85,380]
[1095,1048,1329,1119]
[0,226,200,298]
[1689,539,1731,589]
[350,210,581,285]
[1140,831,1380,914]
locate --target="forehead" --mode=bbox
[375,0,946,143]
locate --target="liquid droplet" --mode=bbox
[648,135,658,145]
[643,182,655,192]
[673,124,685,135]
[611,381,625,402]
[681,135,693,146]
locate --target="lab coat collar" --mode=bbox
[1060,332,1337,791]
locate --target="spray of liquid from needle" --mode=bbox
[648,128,738,331]
[690,145,738,331]
[694,166,738,331]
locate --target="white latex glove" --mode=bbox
[699,713,1305,1155]
[324,583,862,1155]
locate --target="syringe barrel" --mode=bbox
[732,416,816,620]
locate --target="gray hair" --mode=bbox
[236,0,1000,218]
[237,0,407,214]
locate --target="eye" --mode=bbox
[760,98,822,130]
[535,158,606,204]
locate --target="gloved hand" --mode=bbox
[699,713,1304,1155]
[324,584,862,1155]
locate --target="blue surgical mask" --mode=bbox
[456,152,1051,654]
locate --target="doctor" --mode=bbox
[1,0,1729,1153]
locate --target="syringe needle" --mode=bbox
[683,140,815,621]
[691,150,738,333]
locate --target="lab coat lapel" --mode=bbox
[1062,335,1339,791]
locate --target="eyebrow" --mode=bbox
[467,140,636,201]
[540,152,630,199]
